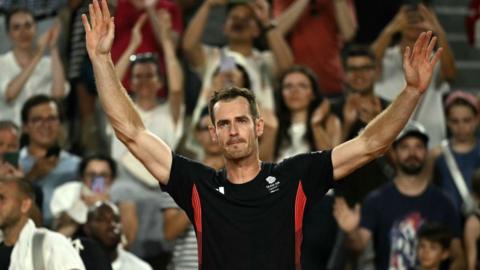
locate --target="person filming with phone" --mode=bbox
[50,154,138,247]
[19,94,81,228]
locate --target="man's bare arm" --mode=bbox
[82,0,172,185]
[332,31,442,180]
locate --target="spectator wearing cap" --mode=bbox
[333,122,465,270]
[432,90,480,213]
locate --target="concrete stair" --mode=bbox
[434,0,480,92]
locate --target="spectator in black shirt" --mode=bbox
[81,1,443,268]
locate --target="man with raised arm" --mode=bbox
[81,1,442,269]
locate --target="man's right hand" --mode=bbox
[26,156,58,181]
[333,197,361,234]
[82,0,115,58]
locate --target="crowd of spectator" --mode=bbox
[0,0,479,269]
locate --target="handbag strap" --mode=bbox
[441,140,475,210]
[32,231,46,270]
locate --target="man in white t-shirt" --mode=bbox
[0,177,85,270]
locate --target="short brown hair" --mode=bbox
[0,177,36,201]
[208,87,259,125]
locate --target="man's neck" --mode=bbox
[224,154,261,184]
[419,265,440,270]
[394,173,429,196]
[451,136,477,154]
[104,245,119,263]
[27,144,48,158]
[203,154,224,170]
[227,42,254,57]
[2,217,29,246]
[135,97,158,111]
[291,110,308,124]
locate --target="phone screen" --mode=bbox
[3,152,19,167]
[91,176,106,193]
[219,55,236,73]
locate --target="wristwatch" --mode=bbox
[262,20,278,33]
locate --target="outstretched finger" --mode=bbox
[410,32,426,61]
[81,14,91,32]
[107,17,115,43]
[403,45,411,67]
[426,35,437,58]
[420,31,432,59]
[101,0,111,21]
[430,47,443,67]
[93,0,103,27]
[88,4,96,29]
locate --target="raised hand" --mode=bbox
[81,0,115,57]
[250,0,271,26]
[403,31,443,93]
[131,13,147,49]
[310,99,330,127]
[158,9,172,42]
[333,197,361,233]
[48,22,61,49]
[417,4,442,33]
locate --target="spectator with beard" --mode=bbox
[334,122,465,270]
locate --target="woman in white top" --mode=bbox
[264,65,341,162]
[0,8,68,124]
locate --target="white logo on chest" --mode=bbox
[265,176,280,193]
[216,186,225,194]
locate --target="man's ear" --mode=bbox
[255,117,264,137]
[20,198,32,215]
[208,124,217,142]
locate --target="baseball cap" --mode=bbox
[394,121,429,147]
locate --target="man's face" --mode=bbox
[417,239,449,269]
[345,56,376,94]
[86,204,121,248]
[281,72,315,112]
[0,182,28,230]
[82,160,114,192]
[210,97,263,161]
[131,62,163,99]
[0,127,20,157]
[394,136,427,175]
[447,104,479,142]
[224,5,259,42]
[196,115,222,155]
[8,12,36,50]
[23,102,60,149]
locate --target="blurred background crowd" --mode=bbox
[0,0,480,269]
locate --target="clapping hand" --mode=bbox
[402,31,442,93]
[333,197,361,233]
[82,0,115,58]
